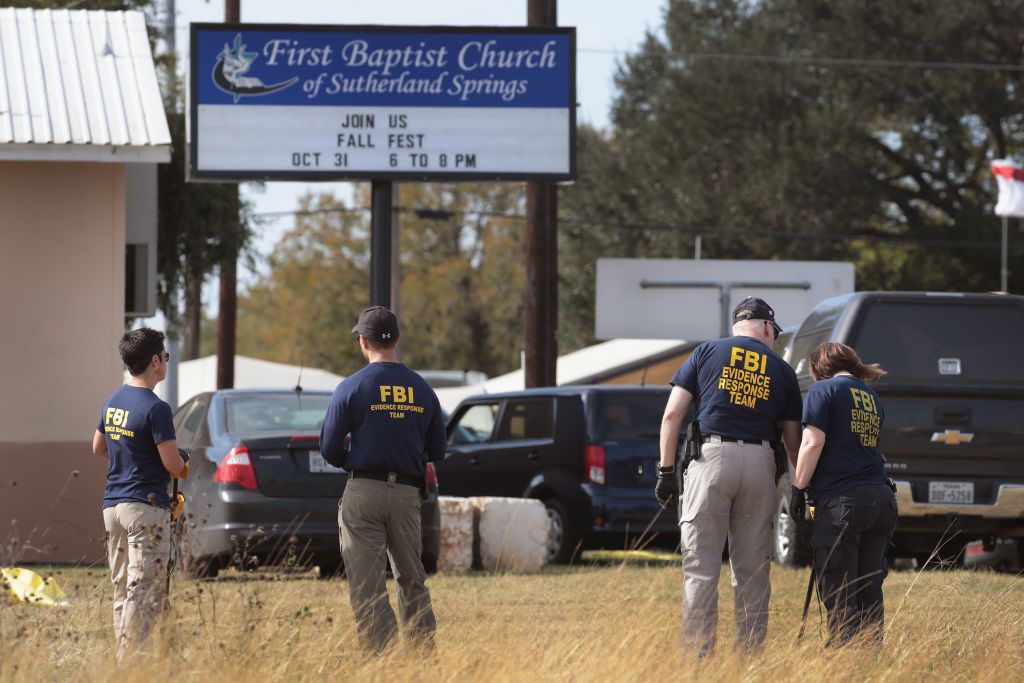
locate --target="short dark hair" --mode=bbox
[810,342,887,383]
[120,328,165,376]
[363,334,399,351]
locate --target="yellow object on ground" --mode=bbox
[582,549,679,564]
[1,567,70,607]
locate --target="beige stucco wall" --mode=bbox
[0,161,126,562]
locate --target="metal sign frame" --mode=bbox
[187,23,576,182]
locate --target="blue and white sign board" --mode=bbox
[188,24,576,181]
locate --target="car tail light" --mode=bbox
[425,462,438,486]
[214,445,258,490]
[586,445,606,485]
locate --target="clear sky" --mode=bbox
[168,0,666,295]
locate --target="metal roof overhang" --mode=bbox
[0,142,169,162]
[0,8,171,163]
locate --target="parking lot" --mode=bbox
[1,560,1021,680]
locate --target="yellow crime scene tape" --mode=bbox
[1,567,69,607]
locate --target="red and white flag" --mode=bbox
[991,159,1024,217]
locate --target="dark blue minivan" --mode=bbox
[438,385,680,563]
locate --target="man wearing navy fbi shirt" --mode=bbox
[320,306,446,652]
[657,297,802,656]
[93,327,186,660]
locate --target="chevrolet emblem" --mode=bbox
[931,430,974,446]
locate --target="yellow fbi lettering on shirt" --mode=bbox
[371,385,425,419]
[849,387,881,447]
[717,347,772,408]
[103,407,134,441]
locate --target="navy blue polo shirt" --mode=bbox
[802,374,887,500]
[671,335,802,442]
[99,385,176,509]
[319,362,446,479]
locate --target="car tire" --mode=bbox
[545,499,582,565]
[773,477,812,567]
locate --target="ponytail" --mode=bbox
[810,342,888,383]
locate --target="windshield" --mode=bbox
[224,393,332,435]
[590,392,669,441]
[849,300,1024,385]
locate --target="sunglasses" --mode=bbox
[155,351,170,363]
[767,320,782,341]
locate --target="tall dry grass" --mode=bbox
[1,560,1022,681]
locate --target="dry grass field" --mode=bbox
[1,557,1022,681]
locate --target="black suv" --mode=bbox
[438,385,678,563]
[773,291,1024,566]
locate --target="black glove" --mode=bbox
[790,485,807,521]
[655,466,679,508]
[177,448,190,463]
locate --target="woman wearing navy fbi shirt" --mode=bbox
[790,342,898,646]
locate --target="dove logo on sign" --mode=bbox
[212,34,298,103]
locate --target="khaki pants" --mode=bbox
[679,440,776,655]
[339,477,436,651]
[103,502,170,659]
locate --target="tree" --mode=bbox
[235,184,525,377]
[157,110,252,358]
[558,0,1024,351]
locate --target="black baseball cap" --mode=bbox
[351,306,400,343]
[732,297,782,337]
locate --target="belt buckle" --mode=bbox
[387,472,397,487]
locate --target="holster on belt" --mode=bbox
[419,456,428,501]
[683,420,701,465]
[773,425,786,485]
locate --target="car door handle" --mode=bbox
[469,456,480,467]
[527,450,540,461]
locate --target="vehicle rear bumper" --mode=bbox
[585,485,679,535]
[893,481,1024,518]
[189,488,441,562]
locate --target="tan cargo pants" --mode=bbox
[103,501,170,659]
[339,477,436,651]
[679,439,776,655]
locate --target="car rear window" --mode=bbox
[224,394,332,435]
[590,392,669,441]
[849,300,1024,385]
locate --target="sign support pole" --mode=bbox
[216,0,240,390]
[1001,216,1009,292]
[371,180,393,307]
[524,0,558,388]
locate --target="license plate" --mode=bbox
[928,481,974,504]
[309,450,341,474]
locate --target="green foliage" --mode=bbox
[236,184,524,377]
[559,0,1024,351]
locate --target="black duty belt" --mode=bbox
[702,435,773,448]
[349,470,421,487]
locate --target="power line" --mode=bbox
[669,52,1024,73]
[250,204,1020,252]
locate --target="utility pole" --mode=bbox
[217,0,240,390]
[164,0,179,409]
[524,0,558,388]
[390,183,401,315]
